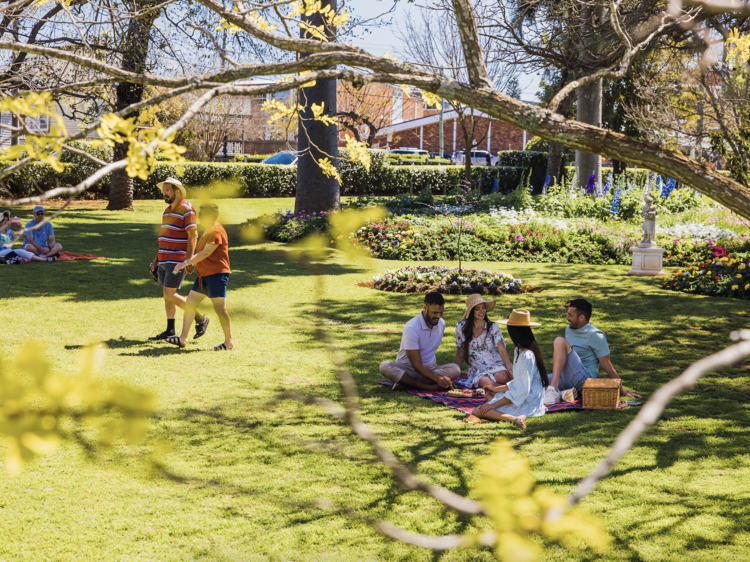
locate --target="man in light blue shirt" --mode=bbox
[24,206,62,258]
[380,292,460,391]
[543,298,641,405]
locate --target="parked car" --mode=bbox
[389,148,430,157]
[261,151,298,165]
[456,150,498,166]
[429,152,453,161]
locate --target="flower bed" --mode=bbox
[361,266,538,295]
[350,214,750,267]
[662,256,750,300]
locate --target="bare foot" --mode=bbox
[512,415,527,429]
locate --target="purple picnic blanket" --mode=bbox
[380,376,640,415]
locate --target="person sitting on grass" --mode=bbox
[168,203,234,351]
[380,292,460,391]
[454,293,513,388]
[471,309,547,429]
[24,206,62,258]
[1,210,57,263]
[542,298,641,406]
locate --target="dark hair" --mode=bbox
[199,203,219,219]
[462,305,491,365]
[424,292,445,306]
[566,298,592,321]
[506,325,549,388]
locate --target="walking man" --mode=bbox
[379,292,460,391]
[148,177,210,341]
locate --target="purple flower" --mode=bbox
[514,234,525,242]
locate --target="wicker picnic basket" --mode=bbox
[582,378,621,410]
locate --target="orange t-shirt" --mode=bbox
[196,224,231,277]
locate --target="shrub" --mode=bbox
[245,209,330,242]
[60,140,113,164]
[497,150,548,189]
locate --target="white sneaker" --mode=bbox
[561,388,578,403]
[543,386,561,405]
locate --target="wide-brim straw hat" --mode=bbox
[462,293,496,321]
[497,309,541,327]
[157,177,186,197]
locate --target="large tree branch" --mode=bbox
[450,0,493,89]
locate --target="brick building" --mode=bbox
[372,109,532,155]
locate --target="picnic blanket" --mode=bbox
[380,376,640,415]
[22,252,106,262]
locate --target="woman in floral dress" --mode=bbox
[454,294,513,388]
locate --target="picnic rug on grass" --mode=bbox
[380,376,640,415]
[22,252,106,262]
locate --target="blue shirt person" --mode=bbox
[24,206,63,257]
[543,298,641,405]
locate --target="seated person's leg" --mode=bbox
[472,406,526,428]
[24,244,39,255]
[558,347,590,393]
[380,361,441,391]
[48,243,62,257]
[550,337,572,390]
[433,362,461,380]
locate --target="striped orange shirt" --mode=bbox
[157,201,197,264]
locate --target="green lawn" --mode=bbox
[1,198,749,561]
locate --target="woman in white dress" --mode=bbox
[472,309,548,429]
[454,294,514,389]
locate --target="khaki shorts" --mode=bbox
[379,361,460,383]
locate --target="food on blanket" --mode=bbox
[447,388,481,398]
[474,388,485,397]
[447,389,465,397]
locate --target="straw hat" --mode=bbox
[497,309,541,327]
[462,293,496,321]
[157,177,186,197]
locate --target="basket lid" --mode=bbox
[583,378,621,389]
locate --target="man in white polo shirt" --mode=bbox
[380,292,461,391]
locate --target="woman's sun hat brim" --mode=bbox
[497,308,541,327]
[461,293,496,321]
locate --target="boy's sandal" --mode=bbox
[462,415,487,425]
[194,317,210,339]
[165,336,185,348]
[213,343,229,351]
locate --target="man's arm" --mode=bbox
[185,228,198,273]
[599,355,641,398]
[25,233,46,253]
[405,349,453,388]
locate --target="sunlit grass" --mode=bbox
[0,198,748,561]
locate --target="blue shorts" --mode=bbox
[559,348,593,392]
[192,272,230,298]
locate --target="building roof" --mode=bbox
[375,106,535,136]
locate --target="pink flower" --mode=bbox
[514,234,525,242]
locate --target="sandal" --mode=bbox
[165,336,185,348]
[194,316,210,339]
[213,343,232,351]
[463,415,486,425]
[148,330,174,341]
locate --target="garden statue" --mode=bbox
[628,194,664,276]
[640,195,657,247]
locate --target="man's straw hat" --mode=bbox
[462,293,496,321]
[497,309,541,327]
[157,177,186,197]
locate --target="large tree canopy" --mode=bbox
[0,0,750,218]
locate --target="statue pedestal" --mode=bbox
[627,246,666,276]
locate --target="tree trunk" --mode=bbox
[546,142,564,184]
[107,1,160,211]
[295,0,339,214]
[575,6,603,194]
[612,159,626,177]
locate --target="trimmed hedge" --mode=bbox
[497,150,548,189]
[561,166,732,186]
[0,147,526,199]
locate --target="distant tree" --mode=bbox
[337,82,392,147]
